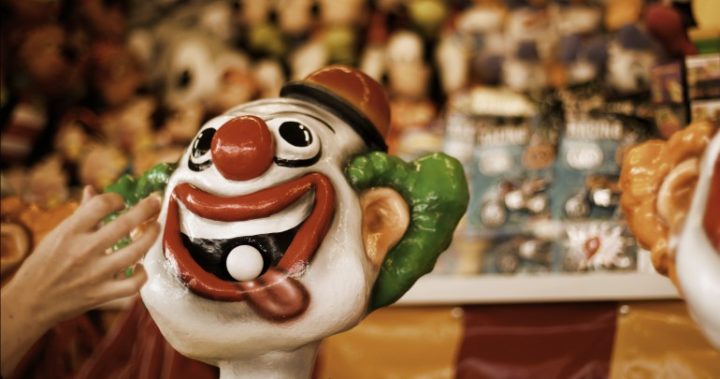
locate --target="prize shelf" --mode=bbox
[397,271,679,305]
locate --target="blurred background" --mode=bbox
[1,0,719,378]
[3,0,717,278]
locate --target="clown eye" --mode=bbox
[269,118,321,167]
[279,121,313,147]
[192,128,215,158]
[188,127,216,171]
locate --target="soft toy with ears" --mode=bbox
[108,65,470,378]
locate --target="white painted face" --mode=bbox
[676,133,720,349]
[141,98,377,362]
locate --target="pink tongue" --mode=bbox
[240,268,310,321]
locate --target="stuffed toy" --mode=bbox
[644,3,698,57]
[604,0,644,32]
[88,41,145,108]
[503,40,547,92]
[556,34,607,87]
[606,24,657,94]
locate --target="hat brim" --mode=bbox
[280,82,388,152]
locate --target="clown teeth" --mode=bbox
[177,190,314,240]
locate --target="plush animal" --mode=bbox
[503,40,547,92]
[604,0,644,32]
[78,143,128,190]
[276,0,316,37]
[385,31,431,100]
[317,0,366,27]
[253,59,286,99]
[359,11,388,82]
[505,3,553,62]
[606,24,657,94]
[150,30,255,113]
[289,39,329,80]
[556,34,607,86]
[77,0,127,41]
[0,101,47,164]
[16,24,87,97]
[440,0,506,90]
[551,0,602,36]
[127,1,255,113]
[53,108,98,164]
[644,3,698,57]
[88,42,145,107]
[0,155,69,209]
[407,0,449,37]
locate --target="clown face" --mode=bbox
[142,98,376,361]
[139,68,468,375]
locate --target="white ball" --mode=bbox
[226,245,264,282]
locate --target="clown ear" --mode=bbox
[360,187,410,268]
[346,151,469,311]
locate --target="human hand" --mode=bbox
[1,186,161,376]
[8,187,160,325]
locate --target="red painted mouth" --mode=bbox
[163,173,336,321]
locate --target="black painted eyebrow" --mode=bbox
[267,111,335,133]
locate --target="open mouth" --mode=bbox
[180,224,302,281]
[163,173,336,321]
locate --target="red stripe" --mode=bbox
[456,302,617,379]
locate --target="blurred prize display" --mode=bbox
[2,5,720,376]
[1,0,719,280]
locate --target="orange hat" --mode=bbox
[280,65,390,151]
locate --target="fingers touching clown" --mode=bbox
[139,66,469,361]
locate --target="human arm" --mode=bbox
[0,187,161,377]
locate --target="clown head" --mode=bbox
[620,122,720,349]
[140,66,468,375]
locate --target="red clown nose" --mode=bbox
[211,115,274,181]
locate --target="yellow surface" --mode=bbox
[316,306,462,379]
[611,301,720,379]
[692,0,720,29]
